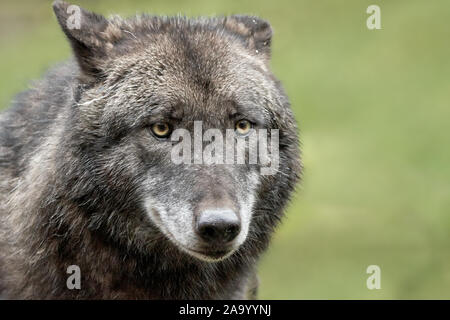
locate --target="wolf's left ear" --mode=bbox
[53,1,121,78]
[224,15,273,58]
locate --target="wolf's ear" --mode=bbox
[53,1,120,78]
[224,15,272,58]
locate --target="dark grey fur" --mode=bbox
[0,1,301,299]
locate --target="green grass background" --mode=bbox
[0,0,449,299]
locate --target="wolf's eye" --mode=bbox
[235,119,252,135]
[151,122,172,138]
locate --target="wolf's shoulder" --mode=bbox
[0,60,79,178]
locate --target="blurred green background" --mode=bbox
[1,0,449,299]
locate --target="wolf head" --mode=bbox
[52,1,300,262]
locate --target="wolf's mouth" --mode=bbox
[150,207,237,261]
[189,247,234,260]
[172,236,236,262]
[165,228,235,261]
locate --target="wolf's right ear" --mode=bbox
[53,1,120,78]
[224,15,273,59]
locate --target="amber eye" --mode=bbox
[151,122,171,138]
[235,119,252,135]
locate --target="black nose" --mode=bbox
[196,209,241,244]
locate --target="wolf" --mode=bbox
[0,1,301,299]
